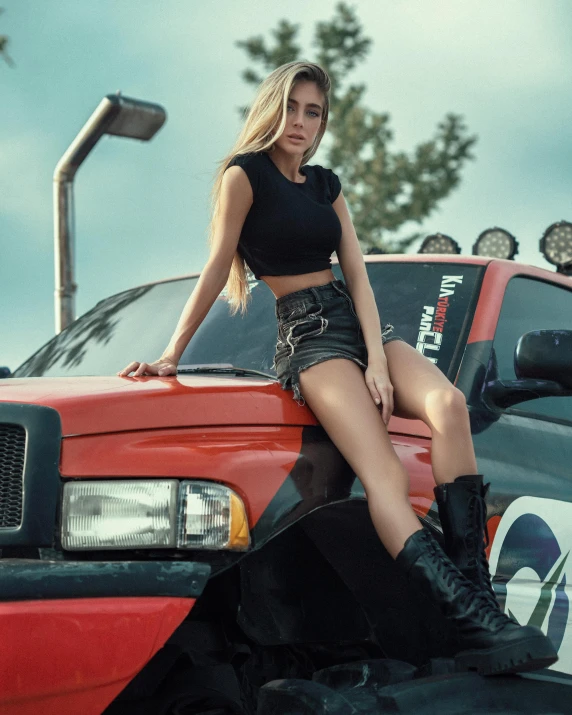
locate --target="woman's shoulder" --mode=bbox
[305,162,342,203]
[307,161,337,177]
[227,150,268,169]
[225,151,269,199]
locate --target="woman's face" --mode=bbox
[274,80,325,156]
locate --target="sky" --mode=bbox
[1,0,571,371]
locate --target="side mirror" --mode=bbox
[0,367,12,379]
[515,330,572,388]
[482,330,572,409]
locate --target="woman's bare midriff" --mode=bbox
[261,268,336,299]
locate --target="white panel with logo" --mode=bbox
[489,497,572,674]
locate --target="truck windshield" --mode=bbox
[13,263,483,380]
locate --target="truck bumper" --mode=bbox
[0,559,210,715]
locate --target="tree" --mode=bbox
[0,8,15,68]
[235,2,477,253]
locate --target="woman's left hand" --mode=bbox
[365,359,394,425]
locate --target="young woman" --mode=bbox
[118,61,557,676]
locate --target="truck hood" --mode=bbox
[0,375,318,436]
[0,375,431,439]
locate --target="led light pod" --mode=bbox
[418,233,461,254]
[539,220,572,267]
[473,227,518,259]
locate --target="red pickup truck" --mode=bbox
[1,254,571,714]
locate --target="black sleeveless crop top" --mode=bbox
[224,151,342,279]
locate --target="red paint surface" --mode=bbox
[0,375,320,436]
[1,374,433,442]
[467,259,572,344]
[61,423,433,527]
[392,434,435,519]
[61,425,302,527]
[486,515,502,559]
[0,596,194,715]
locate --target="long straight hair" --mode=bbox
[207,61,332,314]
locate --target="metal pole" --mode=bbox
[53,173,77,333]
[53,94,166,333]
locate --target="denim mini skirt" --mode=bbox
[272,279,404,406]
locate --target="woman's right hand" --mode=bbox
[117,357,178,378]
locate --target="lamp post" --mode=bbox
[53,93,167,333]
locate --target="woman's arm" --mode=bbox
[332,191,394,422]
[118,164,253,377]
[159,256,235,364]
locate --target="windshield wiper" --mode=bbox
[177,364,275,379]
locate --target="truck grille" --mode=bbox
[0,423,25,528]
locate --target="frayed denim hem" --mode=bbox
[381,324,406,345]
[279,354,368,407]
[273,280,403,407]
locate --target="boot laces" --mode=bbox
[427,534,511,630]
[466,486,497,602]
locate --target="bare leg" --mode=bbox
[383,341,478,485]
[296,351,559,678]
[298,358,422,558]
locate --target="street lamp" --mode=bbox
[53,93,167,333]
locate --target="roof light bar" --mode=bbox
[418,233,461,254]
[472,227,519,260]
[539,221,572,269]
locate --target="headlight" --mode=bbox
[177,482,249,550]
[61,480,250,551]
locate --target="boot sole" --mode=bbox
[454,634,558,676]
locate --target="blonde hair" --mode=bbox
[207,61,332,315]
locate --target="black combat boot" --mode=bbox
[434,474,497,603]
[395,528,558,675]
